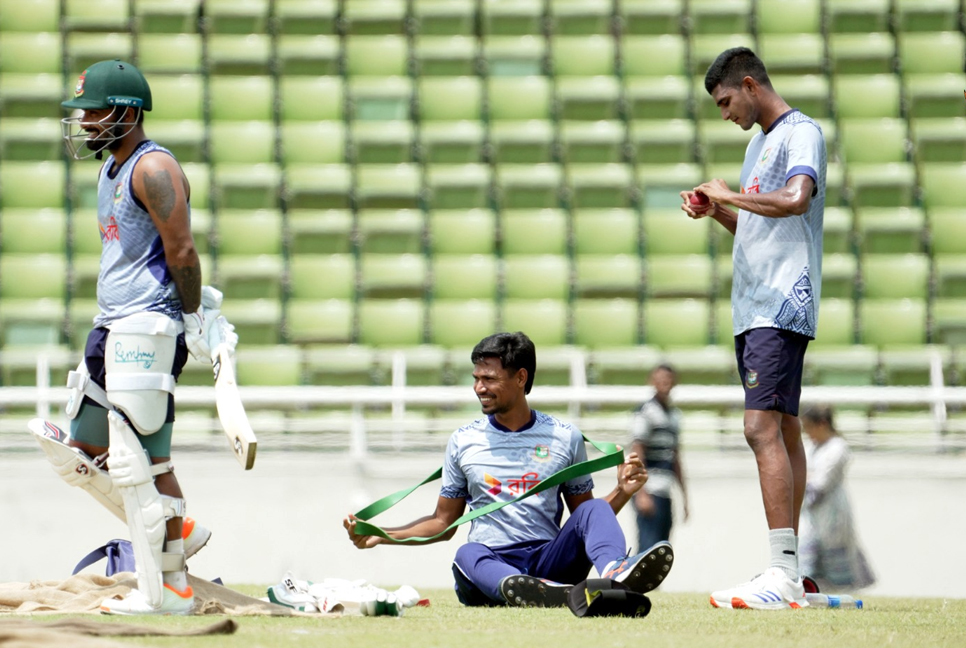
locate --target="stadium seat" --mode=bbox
[828,33,896,75]
[825,161,846,208]
[284,164,353,210]
[358,299,426,347]
[898,31,965,74]
[848,163,917,209]
[66,33,133,76]
[688,0,751,34]
[862,254,929,299]
[134,0,202,33]
[644,298,711,347]
[714,299,734,346]
[428,209,497,255]
[590,345,662,385]
[360,254,428,298]
[424,164,492,209]
[839,118,908,164]
[623,77,690,121]
[504,255,570,300]
[825,0,891,33]
[502,209,568,255]
[823,206,854,254]
[488,120,555,164]
[419,121,486,164]
[147,120,205,163]
[189,208,212,255]
[895,0,960,31]
[279,77,344,122]
[482,35,546,76]
[0,161,65,208]
[289,254,356,300]
[147,75,204,123]
[935,256,966,298]
[618,0,683,35]
[643,208,710,255]
[480,0,544,36]
[567,164,635,209]
[552,36,616,76]
[286,209,352,254]
[714,256,733,299]
[274,0,337,35]
[432,254,498,300]
[548,0,613,35]
[496,163,563,209]
[344,35,409,76]
[559,121,625,164]
[487,76,553,120]
[661,345,737,385]
[137,33,202,74]
[417,77,483,121]
[933,299,966,345]
[759,37,826,77]
[0,73,63,119]
[556,76,621,121]
[573,299,640,348]
[860,299,927,346]
[573,209,640,255]
[179,163,210,210]
[0,33,62,75]
[303,345,380,386]
[771,75,831,118]
[929,208,966,255]
[913,118,966,163]
[699,120,756,164]
[574,254,642,298]
[64,0,130,31]
[355,164,421,209]
[356,209,424,254]
[280,122,346,165]
[804,345,878,386]
[1,254,66,300]
[350,121,415,164]
[0,118,60,161]
[412,0,476,36]
[879,345,952,386]
[204,0,271,34]
[920,163,966,209]
[629,119,696,165]
[376,344,449,387]
[216,209,283,256]
[755,0,821,33]
[813,298,856,347]
[905,73,966,118]
[833,74,901,118]
[209,76,273,122]
[342,0,407,35]
[1,208,66,254]
[429,299,499,348]
[234,346,301,387]
[216,254,284,300]
[502,299,569,347]
[212,163,282,208]
[637,163,703,210]
[276,35,342,76]
[646,255,713,298]
[206,34,272,76]
[0,299,65,347]
[287,299,354,345]
[348,77,414,121]
[621,35,687,77]
[821,253,858,299]
[856,207,925,254]
[414,35,478,77]
[0,0,59,31]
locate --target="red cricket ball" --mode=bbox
[690,192,710,206]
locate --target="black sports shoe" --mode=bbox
[601,541,674,594]
[500,575,572,608]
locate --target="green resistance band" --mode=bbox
[352,435,625,543]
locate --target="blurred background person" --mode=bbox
[799,404,876,592]
[630,365,689,554]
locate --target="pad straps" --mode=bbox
[352,434,624,543]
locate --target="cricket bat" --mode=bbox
[212,343,257,470]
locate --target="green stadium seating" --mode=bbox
[148,120,205,163]
[905,73,966,118]
[618,0,683,35]
[920,163,966,209]
[899,32,965,74]
[287,299,354,345]
[828,33,896,75]
[770,75,831,117]
[496,163,563,209]
[424,164,492,209]
[661,345,737,385]
[0,0,59,31]
[134,0,201,33]
[502,299,569,347]
[1,208,66,254]
[345,36,409,76]
[0,299,65,347]
[378,344,448,386]
[825,0,891,34]
[234,346,301,387]
[206,33,272,76]
[502,209,568,255]
[284,164,353,210]
[714,257,733,299]
[360,254,428,298]
[715,300,733,346]
[287,209,352,254]
[418,77,484,121]
[488,120,555,164]
[289,254,356,300]
[879,344,952,386]
[624,77,691,121]
[860,298,927,346]
[276,35,342,76]
[428,209,497,255]
[935,256,966,299]
[213,163,282,208]
[638,163,703,209]
[412,0,476,36]
[137,34,203,74]
[699,120,756,164]
[0,73,63,119]
[929,208,966,255]
[556,76,622,121]
[646,255,713,298]
[574,254,642,298]
[488,76,553,120]
[552,36,616,76]
[823,206,854,254]
[216,254,284,300]
[64,0,130,31]
[0,117,61,161]
[833,74,901,119]
[279,77,344,122]
[66,33,133,76]
[913,118,966,163]
[548,0,613,36]
[690,33,755,78]
[558,121,625,164]
[348,77,414,121]
[567,164,635,209]
[643,209,710,255]
[573,299,640,348]
[755,0,821,33]
[480,0,544,36]
[573,209,639,255]
[355,164,421,209]
[280,121,346,165]
[822,253,859,299]
[1,161,65,208]
[689,0,752,34]
[419,121,486,163]
[590,345,662,385]
[274,0,337,35]
[204,0,271,35]
[933,299,966,345]
[216,209,283,256]
[350,121,416,164]
[644,298,712,347]
[504,255,570,300]
[856,207,925,254]
[342,0,407,35]
[358,299,426,347]
[894,0,961,32]
[429,299,499,348]
[432,254,498,300]
[303,345,378,386]
[848,163,917,209]
[482,36,546,76]
[414,35,478,76]
[181,163,210,209]
[804,345,878,386]
[1,254,66,300]
[209,76,273,121]
[758,35,826,76]
[621,35,688,77]
[356,209,423,254]
[839,118,908,164]
[629,119,696,165]
[813,298,856,347]
[189,208,212,255]
[862,254,930,299]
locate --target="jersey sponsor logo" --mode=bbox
[742,176,761,194]
[101,215,120,242]
[745,369,759,389]
[534,444,550,461]
[74,69,87,98]
[484,473,502,496]
[507,472,540,495]
[760,147,772,163]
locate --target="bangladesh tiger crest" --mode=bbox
[534,445,549,461]
[745,370,759,389]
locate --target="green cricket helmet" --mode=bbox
[61,60,152,160]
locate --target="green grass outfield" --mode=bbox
[59,587,966,648]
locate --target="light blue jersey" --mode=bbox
[441,410,594,548]
[92,140,184,328]
[732,109,826,338]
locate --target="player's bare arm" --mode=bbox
[344,495,466,548]
[132,152,202,314]
[695,174,816,219]
[631,441,657,516]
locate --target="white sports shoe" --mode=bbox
[183,517,211,559]
[710,568,808,610]
[101,584,195,616]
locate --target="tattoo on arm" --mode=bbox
[142,168,177,222]
[170,261,202,314]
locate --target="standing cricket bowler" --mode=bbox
[680,48,826,610]
[33,59,225,615]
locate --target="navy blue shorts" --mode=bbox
[734,327,810,416]
[82,326,188,423]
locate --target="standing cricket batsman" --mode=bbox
[31,59,229,615]
[681,48,826,610]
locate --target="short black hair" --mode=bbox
[653,363,676,378]
[802,404,835,430]
[471,332,536,394]
[704,47,772,95]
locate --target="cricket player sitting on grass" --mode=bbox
[345,332,674,609]
[29,59,235,616]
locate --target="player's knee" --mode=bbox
[743,415,781,449]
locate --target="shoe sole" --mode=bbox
[732,596,805,610]
[185,527,211,559]
[613,542,674,594]
[500,576,571,608]
[709,595,732,609]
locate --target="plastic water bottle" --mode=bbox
[806,593,863,609]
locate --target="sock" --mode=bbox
[163,539,188,591]
[768,528,799,580]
